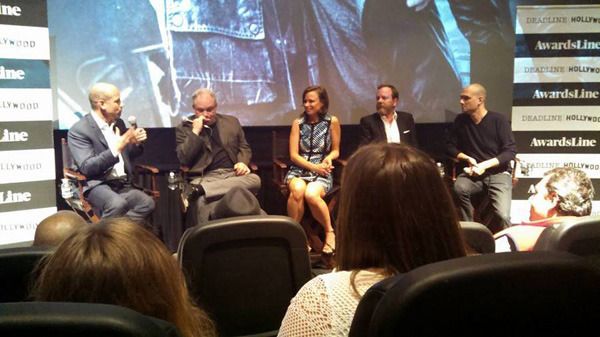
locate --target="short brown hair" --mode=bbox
[33,218,216,337]
[336,143,466,276]
[377,84,399,100]
[302,85,329,115]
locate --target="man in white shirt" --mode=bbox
[359,84,417,147]
[67,82,155,221]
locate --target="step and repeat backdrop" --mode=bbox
[511,4,600,224]
[0,0,56,246]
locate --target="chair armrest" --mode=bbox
[334,158,347,167]
[135,164,159,174]
[64,168,87,181]
[273,158,288,170]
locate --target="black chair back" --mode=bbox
[177,215,312,337]
[0,246,52,302]
[534,215,600,256]
[0,301,182,337]
[350,251,600,337]
[459,221,495,254]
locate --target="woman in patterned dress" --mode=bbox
[285,85,341,254]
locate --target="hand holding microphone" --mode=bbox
[127,115,147,144]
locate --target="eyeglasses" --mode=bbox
[193,105,216,113]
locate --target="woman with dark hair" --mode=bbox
[32,218,216,337]
[285,85,341,254]
[278,143,466,336]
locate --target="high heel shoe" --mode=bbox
[322,230,336,255]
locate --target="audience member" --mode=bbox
[33,211,87,247]
[494,167,594,252]
[447,83,516,232]
[359,84,417,147]
[32,217,216,337]
[285,85,341,254]
[175,88,261,225]
[278,143,466,336]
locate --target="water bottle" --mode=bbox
[61,178,73,199]
[167,171,177,191]
[436,162,445,177]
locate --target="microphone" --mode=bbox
[127,115,138,129]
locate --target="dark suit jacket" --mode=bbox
[175,113,252,175]
[359,111,417,147]
[67,113,143,194]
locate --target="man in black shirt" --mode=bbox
[176,88,261,224]
[447,83,516,231]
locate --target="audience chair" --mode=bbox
[0,301,182,337]
[349,251,600,337]
[271,129,345,255]
[61,138,160,222]
[534,215,600,257]
[177,215,312,337]
[0,246,53,303]
[459,221,495,254]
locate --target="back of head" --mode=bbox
[545,167,594,217]
[33,211,87,247]
[33,217,215,337]
[336,143,466,275]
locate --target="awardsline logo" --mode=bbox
[0,66,25,80]
[0,190,31,205]
[532,89,599,99]
[535,39,600,50]
[530,137,597,148]
[0,3,21,16]
[0,129,29,142]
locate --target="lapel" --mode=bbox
[216,115,227,149]
[85,113,109,149]
[374,114,386,139]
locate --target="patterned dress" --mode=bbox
[285,114,333,192]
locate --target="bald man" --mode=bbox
[33,211,87,247]
[447,83,516,232]
[67,82,155,221]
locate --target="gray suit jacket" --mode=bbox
[175,114,252,175]
[67,113,143,194]
[359,111,417,147]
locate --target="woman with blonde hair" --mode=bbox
[278,143,466,336]
[32,218,216,337]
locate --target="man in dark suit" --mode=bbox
[175,88,261,224]
[67,82,155,221]
[359,84,417,147]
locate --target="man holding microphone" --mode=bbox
[68,82,155,222]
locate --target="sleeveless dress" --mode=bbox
[284,114,333,193]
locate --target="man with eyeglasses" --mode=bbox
[175,88,261,225]
[68,82,155,222]
[494,167,594,252]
